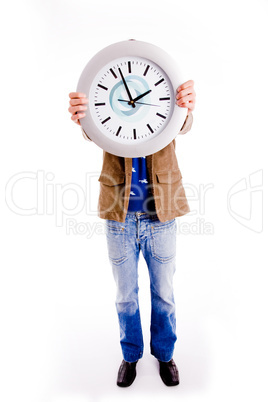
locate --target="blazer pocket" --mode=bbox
[156,169,182,184]
[155,169,184,211]
[98,171,125,212]
[98,172,125,186]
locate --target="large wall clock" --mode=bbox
[76,40,187,157]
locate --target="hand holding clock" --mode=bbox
[69,81,195,124]
[176,80,196,115]
[68,92,88,125]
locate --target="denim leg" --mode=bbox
[105,218,144,363]
[141,218,177,362]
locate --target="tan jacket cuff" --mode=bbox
[179,112,193,135]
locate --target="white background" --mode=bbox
[1,1,267,401]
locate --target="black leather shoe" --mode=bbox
[117,359,138,387]
[158,359,180,386]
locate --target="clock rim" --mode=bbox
[76,40,188,158]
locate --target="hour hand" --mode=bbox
[132,89,152,103]
[118,68,135,108]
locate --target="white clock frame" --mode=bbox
[76,40,187,157]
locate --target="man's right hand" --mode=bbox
[68,92,88,126]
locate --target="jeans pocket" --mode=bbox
[150,219,177,263]
[105,220,128,265]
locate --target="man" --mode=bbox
[68,78,195,387]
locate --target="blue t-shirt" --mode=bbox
[127,157,155,212]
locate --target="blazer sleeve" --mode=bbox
[179,112,193,135]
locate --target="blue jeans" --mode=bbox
[105,211,177,363]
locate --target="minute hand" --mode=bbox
[132,90,152,103]
[118,68,135,108]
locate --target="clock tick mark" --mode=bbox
[156,113,166,119]
[155,78,164,86]
[98,84,108,91]
[143,65,150,76]
[101,116,111,124]
[110,68,117,79]
[116,126,122,136]
[147,124,154,133]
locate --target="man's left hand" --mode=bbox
[176,80,196,115]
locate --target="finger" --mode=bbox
[187,101,195,111]
[176,87,196,100]
[180,102,195,113]
[68,105,87,115]
[177,99,195,110]
[176,94,194,105]
[69,97,89,106]
[69,92,87,99]
[177,80,195,92]
[71,112,85,123]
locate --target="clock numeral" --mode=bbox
[143,65,150,76]
[133,129,137,140]
[116,126,122,136]
[147,124,154,133]
[128,61,131,74]
[110,68,117,79]
[156,113,167,119]
[95,103,106,106]
[98,84,108,90]
[154,78,164,86]
[101,116,111,124]
[159,97,170,101]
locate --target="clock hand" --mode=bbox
[132,89,152,103]
[118,68,135,108]
[118,99,160,107]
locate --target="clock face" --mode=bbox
[77,40,187,157]
[89,56,174,144]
